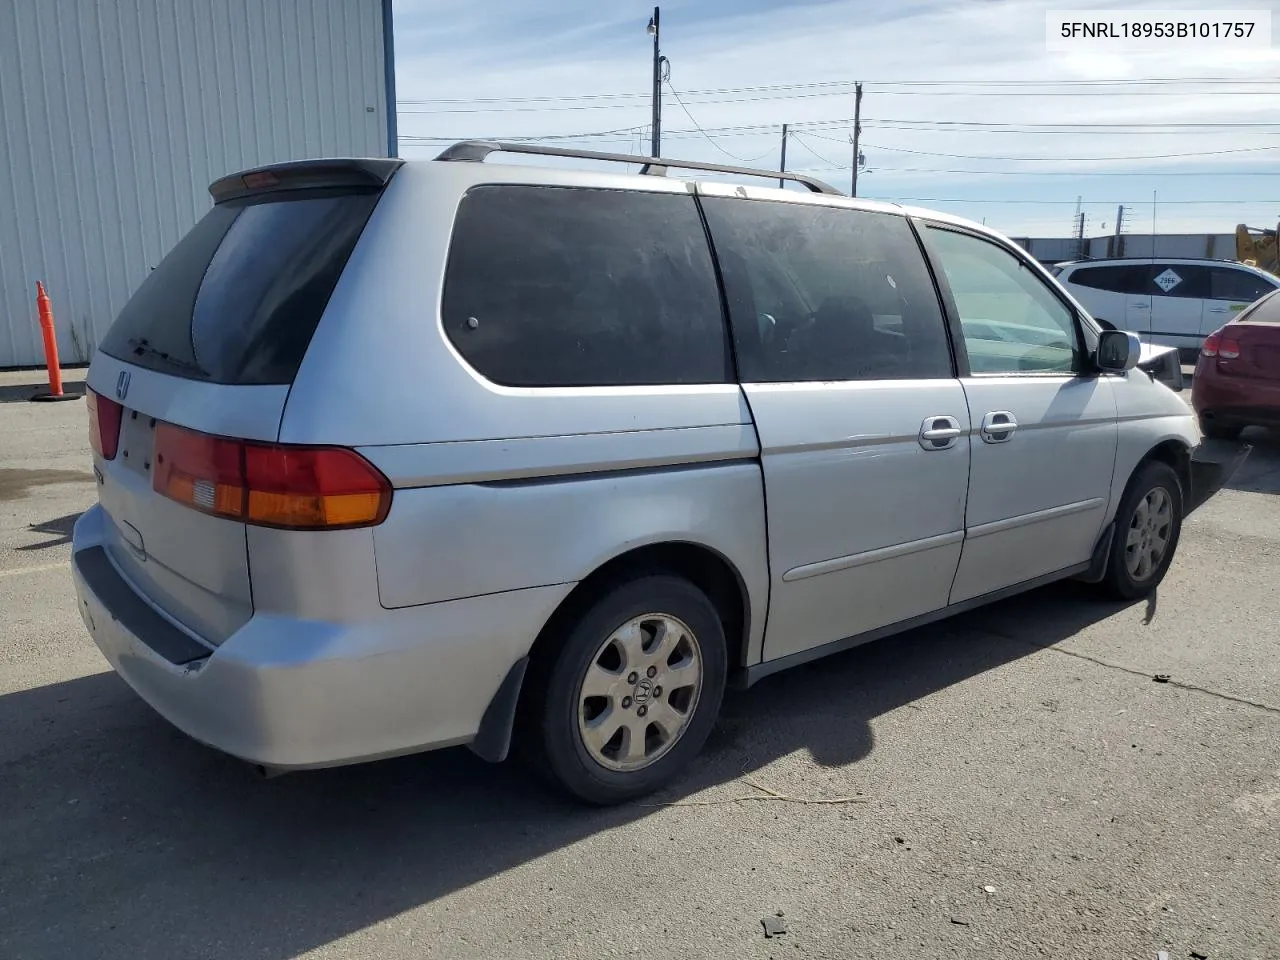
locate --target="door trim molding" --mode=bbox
[782,530,965,583]
[742,559,1091,686]
[965,497,1105,541]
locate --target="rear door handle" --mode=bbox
[980,411,1018,443]
[919,415,962,451]
[1208,306,1229,314]
[1131,302,1150,310]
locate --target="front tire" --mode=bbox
[1100,461,1183,600]
[522,575,727,805]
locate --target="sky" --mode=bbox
[390,0,1280,238]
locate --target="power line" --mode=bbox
[396,76,1280,106]
[659,81,776,163]
[398,133,1280,180]
[396,86,1280,113]
[402,116,1280,143]
[788,132,851,170]
[854,166,1280,177]
[859,197,1279,205]
[862,120,1280,132]
[858,142,1280,162]
[400,126,1280,164]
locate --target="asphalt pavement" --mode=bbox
[1,386,1278,960]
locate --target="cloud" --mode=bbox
[391,0,1280,235]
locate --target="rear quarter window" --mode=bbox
[441,185,731,388]
[1209,266,1278,303]
[100,190,381,384]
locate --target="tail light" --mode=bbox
[1201,331,1221,358]
[1219,336,1242,360]
[86,388,123,460]
[153,423,392,530]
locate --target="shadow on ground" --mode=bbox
[0,581,1138,960]
[16,512,82,551]
[0,380,86,403]
[1226,428,1280,496]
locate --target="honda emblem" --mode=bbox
[115,370,131,401]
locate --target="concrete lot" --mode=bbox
[1,387,1278,960]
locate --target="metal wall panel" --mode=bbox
[0,0,389,368]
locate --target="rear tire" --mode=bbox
[1100,461,1183,600]
[521,575,727,805]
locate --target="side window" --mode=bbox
[1149,264,1209,299]
[1069,264,1153,295]
[1209,266,1276,303]
[701,198,952,383]
[927,227,1080,375]
[441,186,729,387]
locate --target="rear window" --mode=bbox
[441,185,730,387]
[100,190,381,384]
[1209,266,1277,303]
[1237,288,1280,323]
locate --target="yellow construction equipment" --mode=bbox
[1236,222,1280,276]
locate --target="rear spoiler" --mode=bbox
[209,158,404,204]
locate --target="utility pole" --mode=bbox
[1112,204,1126,258]
[647,7,662,158]
[1151,190,1158,257]
[779,124,788,188]
[851,82,863,197]
[1072,196,1085,259]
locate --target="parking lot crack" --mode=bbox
[983,629,1280,717]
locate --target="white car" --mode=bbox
[1054,257,1280,362]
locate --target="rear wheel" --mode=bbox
[522,575,727,805]
[1100,461,1183,600]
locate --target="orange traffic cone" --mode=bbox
[31,282,81,403]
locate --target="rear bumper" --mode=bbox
[1186,440,1250,515]
[1192,368,1280,427]
[71,505,572,770]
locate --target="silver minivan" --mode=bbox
[72,143,1244,804]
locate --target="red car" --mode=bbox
[1192,288,1280,440]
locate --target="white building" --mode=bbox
[0,0,396,368]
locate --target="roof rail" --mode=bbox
[433,140,843,196]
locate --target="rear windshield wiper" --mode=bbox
[126,338,206,376]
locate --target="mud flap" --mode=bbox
[1075,521,1115,585]
[469,656,529,764]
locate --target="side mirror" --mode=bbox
[1097,329,1142,372]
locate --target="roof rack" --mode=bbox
[433,140,843,196]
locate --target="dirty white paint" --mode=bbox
[0,0,391,368]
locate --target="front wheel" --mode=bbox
[522,575,727,805]
[1100,461,1184,600]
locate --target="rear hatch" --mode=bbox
[85,159,399,645]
